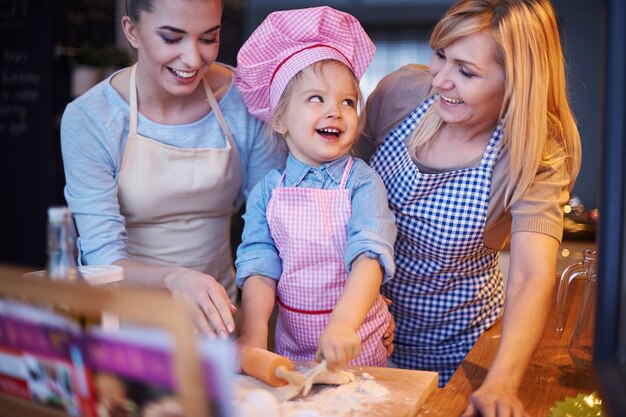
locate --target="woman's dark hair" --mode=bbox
[125,0,154,22]
[125,0,223,22]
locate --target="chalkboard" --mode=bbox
[0,0,56,266]
[0,1,49,142]
[0,0,119,266]
[58,0,116,48]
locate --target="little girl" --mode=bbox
[234,6,396,369]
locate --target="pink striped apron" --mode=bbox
[267,157,389,366]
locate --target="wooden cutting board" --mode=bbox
[234,363,438,417]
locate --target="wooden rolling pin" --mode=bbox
[241,347,305,387]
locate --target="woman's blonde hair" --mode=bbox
[411,0,581,208]
[268,60,367,156]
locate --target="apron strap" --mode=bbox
[129,64,239,158]
[203,80,238,155]
[129,64,139,136]
[339,156,353,189]
[276,173,286,189]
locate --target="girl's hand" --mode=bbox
[318,322,361,370]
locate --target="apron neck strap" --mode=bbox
[202,79,236,149]
[128,64,237,152]
[129,64,139,136]
[339,156,353,188]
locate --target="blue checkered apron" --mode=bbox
[370,95,505,386]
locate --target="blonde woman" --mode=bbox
[358,0,581,415]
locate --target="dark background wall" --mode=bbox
[1,0,117,266]
[0,0,603,268]
[0,0,245,267]
[552,0,602,211]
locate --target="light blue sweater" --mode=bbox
[61,64,283,266]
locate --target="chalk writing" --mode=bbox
[0,0,29,24]
[0,47,41,139]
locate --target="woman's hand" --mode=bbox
[318,322,361,370]
[461,379,527,417]
[381,295,395,356]
[164,268,236,338]
[114,259,236,338]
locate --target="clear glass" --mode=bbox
[46,206,82,282]
[556,248,596,373]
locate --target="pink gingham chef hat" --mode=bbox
[234,6,376,122]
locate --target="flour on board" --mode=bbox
[235,375,391,417]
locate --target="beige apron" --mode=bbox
[117,65,243,300]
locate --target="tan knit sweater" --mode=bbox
[356,64,570,249]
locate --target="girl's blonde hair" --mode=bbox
[267,60,367,155]
[410,0,581,208]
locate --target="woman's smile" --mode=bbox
[439,94,464,105]
[167,67,198,79]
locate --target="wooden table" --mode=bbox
[417,277,597,417]
[1,249,598,417]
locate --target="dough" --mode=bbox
[311,369,356,385]
[301,362,356,397]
